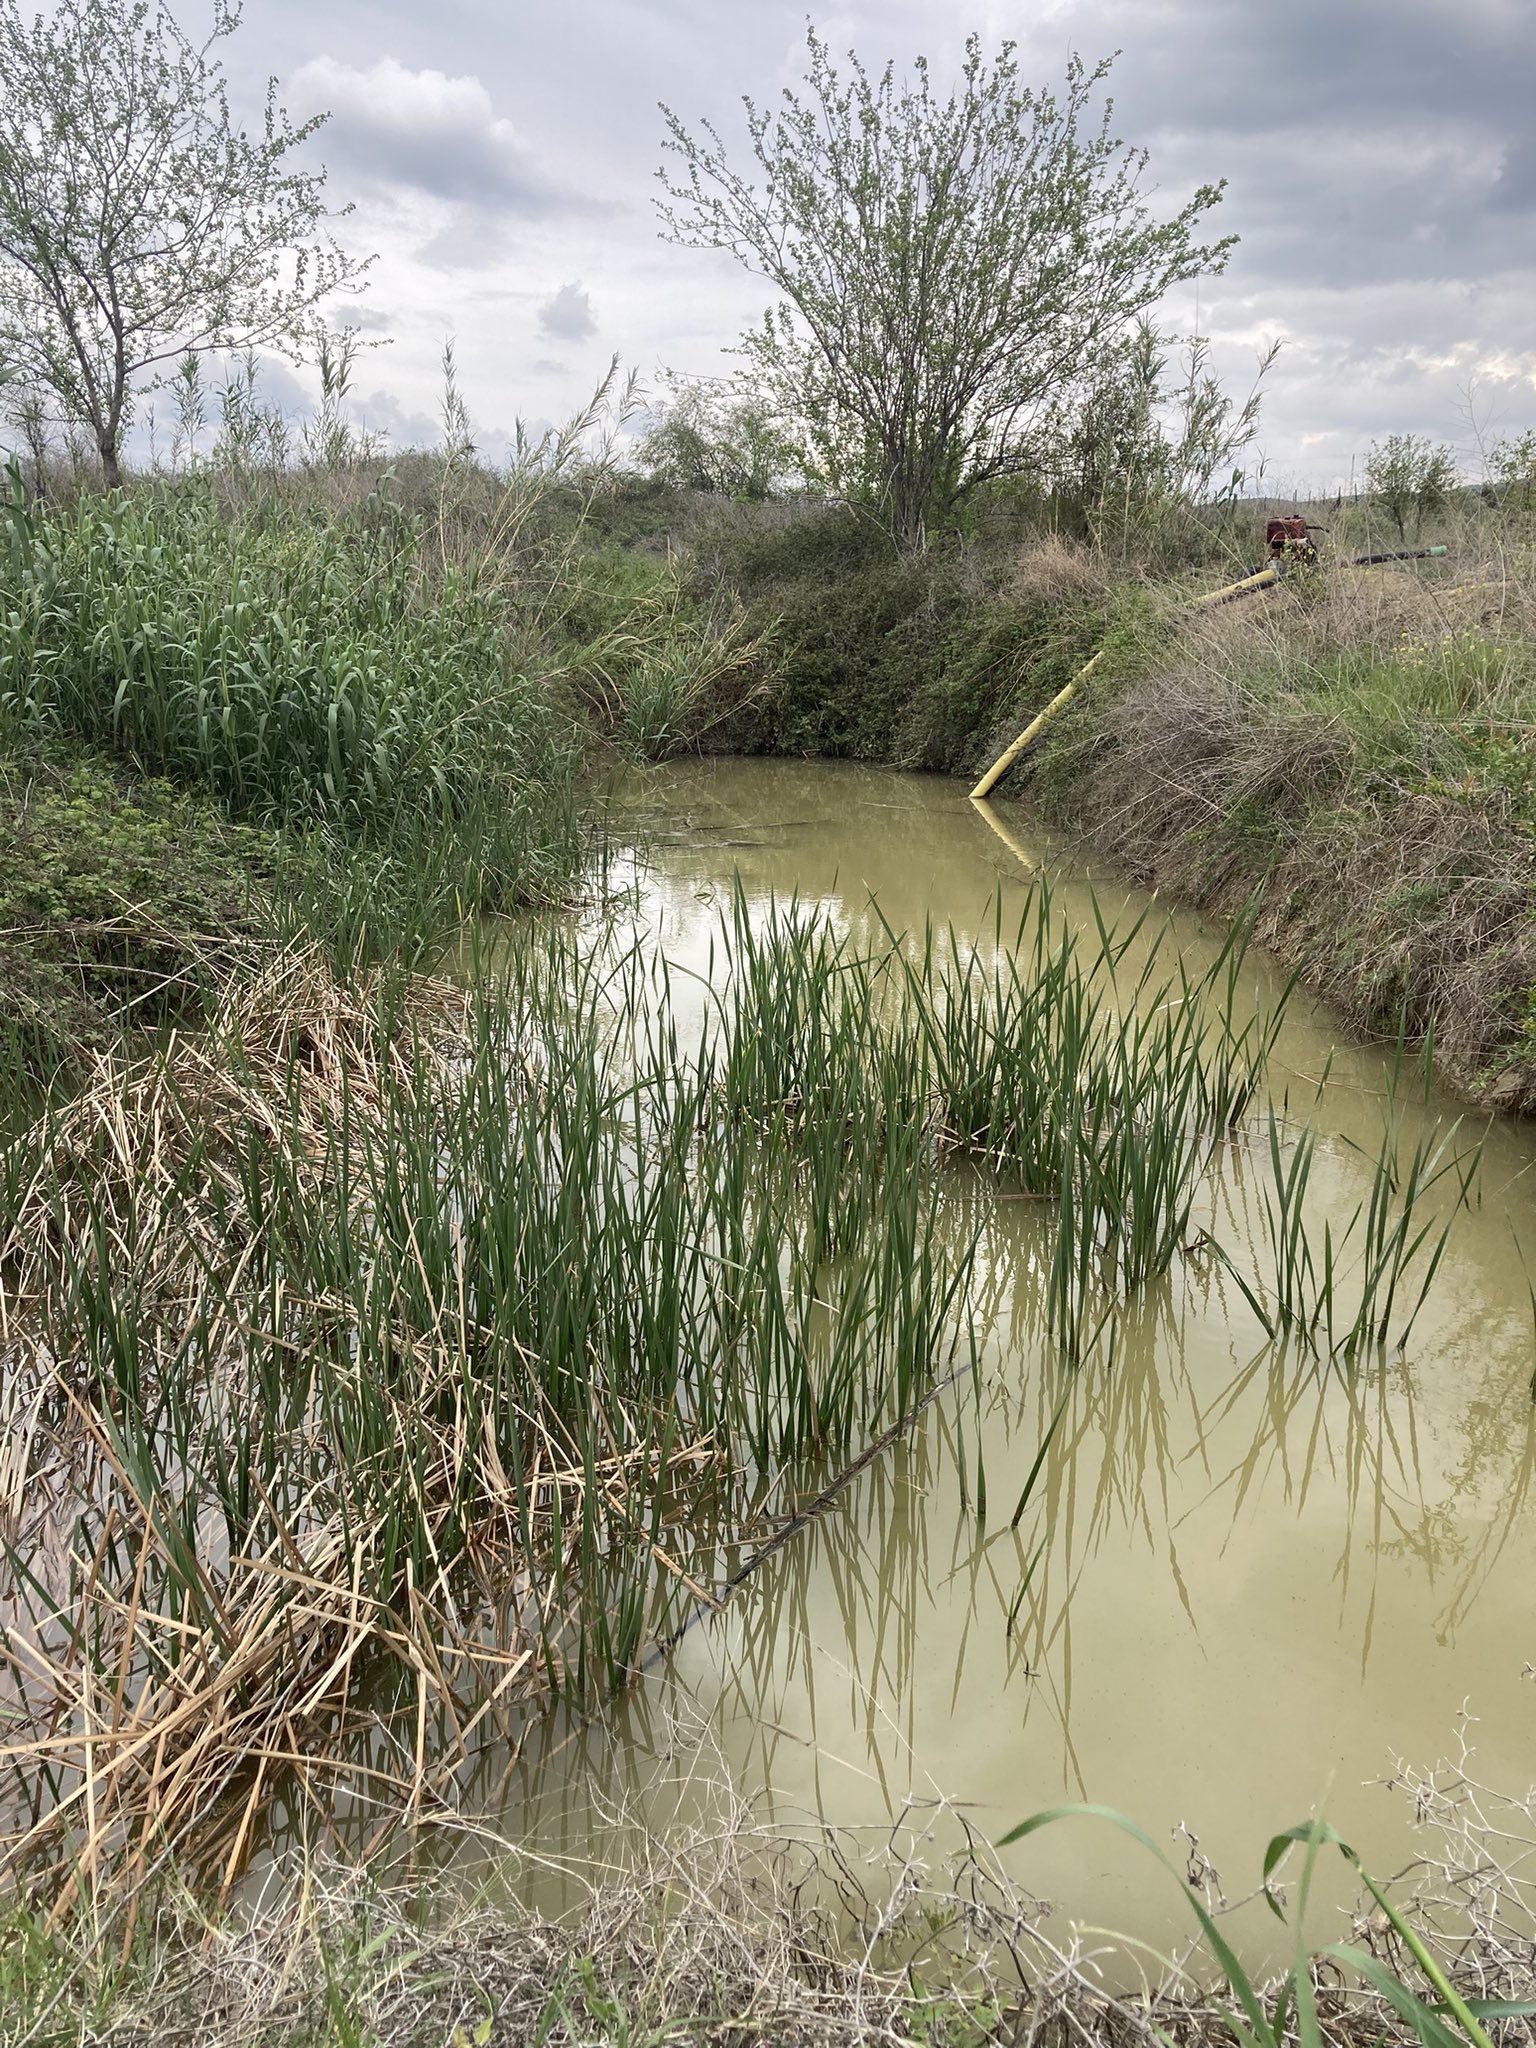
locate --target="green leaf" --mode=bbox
[1322,1945,1467,2048]
[1000,1804,1280,2048]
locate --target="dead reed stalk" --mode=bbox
[0,949,719,1914]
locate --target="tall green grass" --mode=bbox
[0,470,585,901]
[562,569,780,760]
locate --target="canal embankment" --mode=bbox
[700,506,1536,1114]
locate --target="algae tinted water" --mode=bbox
[492,758,1536,1954]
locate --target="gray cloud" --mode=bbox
[1492,133,1536,215]
[413,211,518,272]
[1023,0,1536,295]
[240,0,1535,481]
[349,387,442,451]
[289,55,595,215]
[538,284,598,342]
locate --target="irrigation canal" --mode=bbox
[475,758,1536,1958]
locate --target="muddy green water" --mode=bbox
[492,758,1536,1958]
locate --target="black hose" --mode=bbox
[638,1361,971,1673]
[1351,548,1447,565]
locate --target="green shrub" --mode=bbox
[0,754,268,1075]
[710,504,895,588]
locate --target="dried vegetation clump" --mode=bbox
[1010,537,1117,610]
[5,947,462,1280]
[9,1733,1536,2048]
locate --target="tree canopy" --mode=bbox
[659,31,1236,551]
[1365,433,1459,542]
[0,0,365,485]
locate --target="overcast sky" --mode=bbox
[218,0,1534,490]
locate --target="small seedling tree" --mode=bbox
[659,30,1235,552]
[636,373,796,499]
[0,0,366,485]
[1487,430,1536,517]
[1365,433,1459,542]
[1057,316,1276,552]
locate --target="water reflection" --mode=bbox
[452,1249,1536,1949]
[447,760,1536,1949]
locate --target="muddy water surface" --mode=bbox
[496,758,1536,1955]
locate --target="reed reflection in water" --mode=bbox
[465,759,1536,1952]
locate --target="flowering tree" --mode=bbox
[660,31,1234,551]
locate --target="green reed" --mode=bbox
[711,882,1286,1356]
[0,905,993,1893]
[1216,1096,1480,1356]
[0,879,1309,1895]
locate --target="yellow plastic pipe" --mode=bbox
[1188,564,1280,609]
[969,564,1285,800]
[970,649,1105,799]
[968,794,1042,873]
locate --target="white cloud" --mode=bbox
[538,283,598,342]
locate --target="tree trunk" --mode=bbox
[888,473,928,555]
[99,438,123,489]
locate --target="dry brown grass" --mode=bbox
[1011,538,1116,611]
[2,948,459,1293]
[1040,548,1536,1111]
[9,1723,1536,2048]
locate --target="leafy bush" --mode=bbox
[634,372,796,499]
[1365,434,1459,542]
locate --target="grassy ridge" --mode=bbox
[696,511,1115,768]
[1030,552,1536,1110]
[0,464,791,1065]
[682,493,1536,1113]
[0,757,270,1079]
